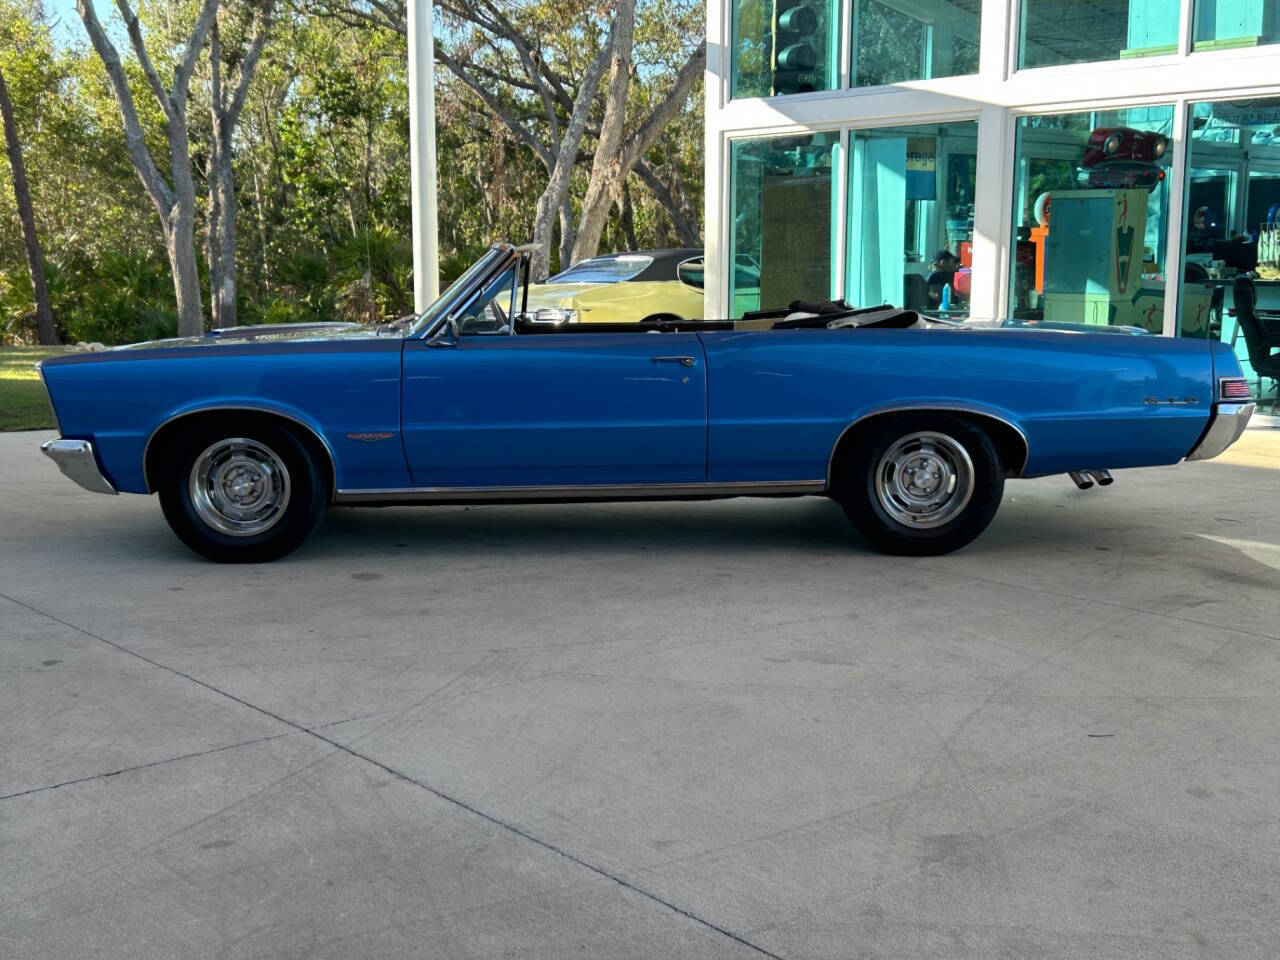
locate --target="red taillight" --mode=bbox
[1219,377,1252,401]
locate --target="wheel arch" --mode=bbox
[143,405,337,499]
[826,405,1030,491]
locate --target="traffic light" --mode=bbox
[771,0,821,95]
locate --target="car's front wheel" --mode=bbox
[837,413,1004,556]
[157,421,328,562]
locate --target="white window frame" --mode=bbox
[705,0,1280,335]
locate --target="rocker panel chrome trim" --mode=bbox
[333,479,826,504]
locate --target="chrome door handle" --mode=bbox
[652,355,695,366]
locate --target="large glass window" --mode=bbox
[1020,0,1181,68]
[852,0,981,86]
[729,133,839,315]
[846,121,978,316]
[732,0,841,97]
[1178,97,1280,405]
[1194,0,1280,50]
[1009,106,1174,329]
[731,0,979,97]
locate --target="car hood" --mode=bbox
[105,321,385,352]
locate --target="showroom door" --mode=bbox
[402,329,709,488]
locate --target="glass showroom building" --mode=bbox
[702,0,1280,402]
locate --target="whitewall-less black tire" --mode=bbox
[838,413,1004,556]
[157,420,328,563]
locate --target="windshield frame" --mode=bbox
[409,245,519,338]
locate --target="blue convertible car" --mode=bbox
[37,243,1254,562]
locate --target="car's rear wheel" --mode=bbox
[837,413,1004,556]
[157,421,327,563]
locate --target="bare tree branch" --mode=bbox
[634,159,701,246]
[75,0,173,217]
[227,0,277,130]
[115,0,174,122]
[172,0,221,113]
[620,40,705,172]
[530,39,612,278]
[435,45,552,168]
[474,0,558,146]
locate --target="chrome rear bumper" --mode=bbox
[40,439,118,495]
[1186,402,1255,462]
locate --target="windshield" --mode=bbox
[409,248,507,336]
[546,254,653,285]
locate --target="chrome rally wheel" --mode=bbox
[189,438,292,537]
[839,413,1004,556]
[158,419,328,563]
[874,431,974,530]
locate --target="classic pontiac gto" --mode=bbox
[37,243,1254,563]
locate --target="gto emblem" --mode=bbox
[1143,397,1199,406]
[346,432,395,442]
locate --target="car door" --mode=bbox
[402,267,708,488]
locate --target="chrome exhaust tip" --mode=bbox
[1069,470,1094,490]
[1087,469,1114,486]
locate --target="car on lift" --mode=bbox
[37,242,1254,563]
[1080,126,1170,191]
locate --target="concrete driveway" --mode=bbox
[3,426,1279,959]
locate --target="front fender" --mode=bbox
[39,341,408,494]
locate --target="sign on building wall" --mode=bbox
[906,137,937,202]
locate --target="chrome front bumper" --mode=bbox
[40,439,118,495]
[1186,403,1255,462]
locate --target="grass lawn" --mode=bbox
[0,346,71,431]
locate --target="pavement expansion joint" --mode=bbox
[0,590,788,960]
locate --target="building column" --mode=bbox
[408,0,440,312]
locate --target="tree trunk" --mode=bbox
[0,66,57,345]
[167,90,206,337]
[558,193,575,272]
[206,24,223,328]
[620,180,638,251]
[251,155,271,294]
[530,170,558,279]
[213,148,237,326]
[572,0,637,264]
[206,4,274,327]
[165,201,205,337]
[206,150,221,328]
[574,39,707,262]
[169,138,206,337]
[527,42,612,280]
[77,0,218,338]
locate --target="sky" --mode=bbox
[43,0,127,48]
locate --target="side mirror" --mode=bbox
[677,259,705,290]
[426,315,460,347]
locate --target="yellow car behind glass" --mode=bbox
[523,249,706,324]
